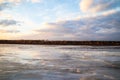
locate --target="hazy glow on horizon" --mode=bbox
[0,0,120,40]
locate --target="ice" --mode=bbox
[0,44,120,80]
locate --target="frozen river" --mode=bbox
[0,44,120,80]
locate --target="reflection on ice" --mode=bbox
[0,44,120,80]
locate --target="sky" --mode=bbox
[0,0,120,41]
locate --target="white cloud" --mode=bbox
[0,0,21,4]
[31,0,42,3]
[80,0,93,12]
[96,28,118,34]
[80,0,120,13]
[0,0,42,4]
[102,8,120,16]
[0,0,4,3]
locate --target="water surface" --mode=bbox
[0,44,120,80]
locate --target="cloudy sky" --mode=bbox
[0,0,120,40]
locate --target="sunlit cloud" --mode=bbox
[0,29,20,33]
[102,8,120,16]
[0,29,20,40]
[80,0,93,12]
[80,0,120,13]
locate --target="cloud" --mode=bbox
[80,0,120,13]
[0,0,21,4]
[0,29,20,39]
[101,8,120,16]
[0,0,42,4]
[31,0,42,3]
[0,29,20,33]
[0,19,20,26]
[0,3,11,11]
[32,10,120,41]
[36,23,75,34]
[80,0,93,12]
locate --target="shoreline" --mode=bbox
[0,40,120,46]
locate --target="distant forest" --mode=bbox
[0,40,120,46]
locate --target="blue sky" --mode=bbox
[0,0,120,40]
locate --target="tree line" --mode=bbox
[0,40,120,46]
